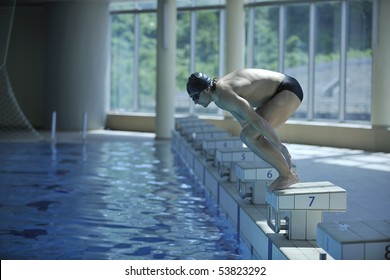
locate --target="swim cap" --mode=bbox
[186,72,212,96]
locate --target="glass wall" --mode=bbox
[110,1,224,116]
[175,9,191,114]
[110,0,373,123]
[246,5,279,71]
[110,13,135,112]
[284,4,310,119]
[193,8,222,115]
[110,1,157,113]
[314,1,341,120]
[176,7,222,115]
[245,0,373,122]
[346,0,372,122]
[138,12,157,112]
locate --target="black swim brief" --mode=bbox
[274,74,304,102]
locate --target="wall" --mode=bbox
[106,114,390,152]
[8,2,109,131]
[44,1,109,130]
[7,6,45,128]
[371,0,390,127]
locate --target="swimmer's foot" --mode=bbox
[269,172,299,191]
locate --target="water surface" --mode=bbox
[0,139,252,260]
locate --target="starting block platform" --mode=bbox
[266,182,347,211]
[180,124,217,141]
[215,147,263,179]
[216,147,260,163]
[175,116,201,130]
[202,136,243,161]
[266,182,347,240]
[235,161,278,204]
[235,161,278,182]
[317,220,390,259]
[192,130,230,150]
[175,119,206,135]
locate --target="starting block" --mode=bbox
[265,182,347,240]
[317,220,390,259]
[202,136,243,162]
[173,117,205,155]
[192,130,230,150]
[235,161,278,204]
[174,116,200,131]
[175,119,206,135]
[180,124,217,141]
[215,147,263,180]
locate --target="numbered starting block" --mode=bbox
[202,136,243,162]
[317,220,390,259]
[192,130,230,151]
[235,161,278,204]
[215,147,264,180]
[180,124,217,142]
[174,116,200,131]
[265,182,347,240]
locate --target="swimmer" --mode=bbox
[186,68,303,191]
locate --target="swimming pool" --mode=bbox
[0,138,253,260]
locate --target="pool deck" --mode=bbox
[41,128,390,260]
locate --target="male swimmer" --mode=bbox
[186,68,303,191]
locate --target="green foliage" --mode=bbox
[110,14,135,111]
[251,5,279,70]
[138,13,157,103]
[176,11,191,91]
[195,10,220,77]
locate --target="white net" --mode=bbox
[0,0,42,141]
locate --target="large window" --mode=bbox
[110,0,224,116]
[245,0,373,122]
[110,0,373,123]
[314,1,341,120]
[176,7,223,115]
[346,0,372,122]
[110,9,157,113]
[284,4,310,119]
[110,13,135,112]
[246,5,279,71]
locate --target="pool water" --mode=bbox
[0,139,253,260]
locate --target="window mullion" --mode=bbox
[278,5,286,73]
[218,8,225,116]
[133,13,140,111]
[339,0,348,122]
[308,2,316,121]
[189,7,196,115]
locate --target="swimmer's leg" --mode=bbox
[240,129,299,190]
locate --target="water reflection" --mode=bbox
[0,140,252,260]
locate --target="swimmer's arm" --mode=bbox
[220,89,283,149]
[219,90,293,168]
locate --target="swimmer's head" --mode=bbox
[186,72,212,101]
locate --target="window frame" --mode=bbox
[110,0,374,123]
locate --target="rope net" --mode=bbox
[0,0,42,141]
